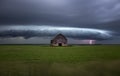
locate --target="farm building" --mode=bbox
[51,34,67,46]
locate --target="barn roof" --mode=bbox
[52,34,67,41]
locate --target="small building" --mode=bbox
[51,34,67,46]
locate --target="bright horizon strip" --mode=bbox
[89,40,96,44]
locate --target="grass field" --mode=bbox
[0,45,120,76]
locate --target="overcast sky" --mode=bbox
[0,0,120,44]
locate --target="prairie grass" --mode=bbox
[0,45,120,76]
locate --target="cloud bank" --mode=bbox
[0,26,114,40]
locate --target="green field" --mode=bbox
[0,45,120,76]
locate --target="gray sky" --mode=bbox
[0,0,120,44]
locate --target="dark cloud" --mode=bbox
[0,0,120,25]
[0,26,115,40]
[0,0,120,44]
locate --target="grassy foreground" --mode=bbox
[0,45,120,76]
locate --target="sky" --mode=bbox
[0,0,120,44]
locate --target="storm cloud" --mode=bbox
[0,0,120,25]
[0,0,120,44]
[0,26,115,40]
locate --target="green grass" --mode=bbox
[0,45,120,76]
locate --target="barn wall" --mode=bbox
[50,34,68,46]
[51,43,67,46]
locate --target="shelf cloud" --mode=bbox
[0,26,115,40]
[0,0,120,44]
